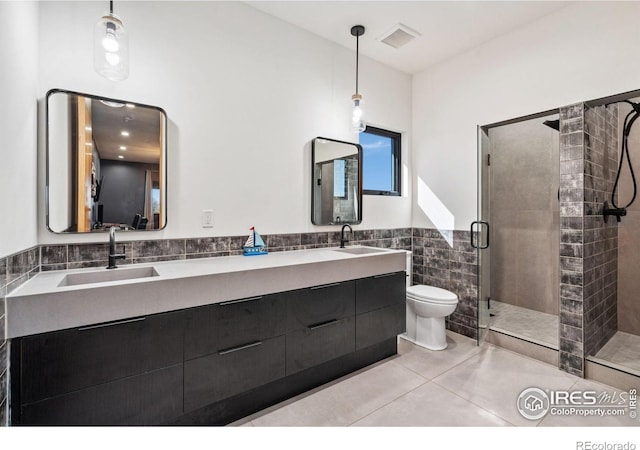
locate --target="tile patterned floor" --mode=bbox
[490,300,558,348]
[594,331,640,374]
[231,332,639,427]
[489,302,640,377]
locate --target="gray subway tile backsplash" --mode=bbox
[7,247,38,284]
[0,258,6,293]
[134,240,185,258]
[41,245,67,265]
[185,237,217,254]
[301,232,328,246]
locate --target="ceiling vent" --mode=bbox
[378,23,421,49]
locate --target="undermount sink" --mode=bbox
[58,266,159,287]
[333,246,386,255]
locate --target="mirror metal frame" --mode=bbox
[45,88,168,233]
[311,136,363,226]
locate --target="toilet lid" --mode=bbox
[407,285,458,304]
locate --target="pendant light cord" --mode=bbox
[110,0,114,14]
[355,34,359,94]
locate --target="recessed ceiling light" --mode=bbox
[121,131,129,137]
[126,103,135,108]
[118,155,124,159]
[119,146,127,150]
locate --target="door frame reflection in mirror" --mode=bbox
[311,136,363,226]
[46,89,167,234]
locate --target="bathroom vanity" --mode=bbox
[6,247,406,425]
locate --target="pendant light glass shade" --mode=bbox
[350,93,366,133]
[94,11,129,81]
[350,25,365,133]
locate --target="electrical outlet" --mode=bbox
[202,210,213,228]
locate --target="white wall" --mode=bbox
[412,2,640,230]
[0,1,39,258]
[37,1,412,244]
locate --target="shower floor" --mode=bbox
[592,331,640,376]
[489,300,558,349]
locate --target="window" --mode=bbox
[152,187,161,214]
[359,126,401,196]
[333,159,347,199]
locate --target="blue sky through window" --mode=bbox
[360,131,393,191]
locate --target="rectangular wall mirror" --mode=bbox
[46,89,167,233]
[311,137,362,225]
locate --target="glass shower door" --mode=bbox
[475,126,491,344]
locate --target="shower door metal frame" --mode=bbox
[475,126,492,344]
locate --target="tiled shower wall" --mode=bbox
[0,247,39,426]
[558,103,618,377]
[583,105,618,357]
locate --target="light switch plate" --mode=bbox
[202,210,214,228]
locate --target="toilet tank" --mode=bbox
[405,250,412,288]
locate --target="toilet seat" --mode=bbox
[406,285,458,305]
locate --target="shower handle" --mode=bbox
[470,221,490,249]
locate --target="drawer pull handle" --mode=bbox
[219,296,263,306]
[219,341,263,355]
[78,316,145,331]
[310,283,341,290]
[374,273,396,279]
[309,319,338,330]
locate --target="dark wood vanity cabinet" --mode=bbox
[11,272,405,426]
[183,293,287,413]
[13,310,186,425]
[285,281,356,374]
[355,272,406,350]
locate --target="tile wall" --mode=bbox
[616,99,640,335]
[0,246,39,426]
[583,104,618,357]
[558,103,619,377]
[411,228,478,340]
[39,228,413,270]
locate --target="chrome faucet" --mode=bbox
[340,224,353,248]
[107,226,126,269]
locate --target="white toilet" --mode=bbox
[401,251,459,351]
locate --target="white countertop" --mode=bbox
[5,246,406,338]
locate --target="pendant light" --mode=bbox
[350,25,366,133]
[94,0,129,81]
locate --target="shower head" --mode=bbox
[543,119,559,131]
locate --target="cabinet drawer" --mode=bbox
[184,335,286,412]
[287,281,355,331]
[217,294,286,351]
[184,294,286,361]
[355,272,406,314]
[356,303,405,350]
[286,316,355,375]
[184,305,215,361]
[20,310,185,404]
[20,365,183,426]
